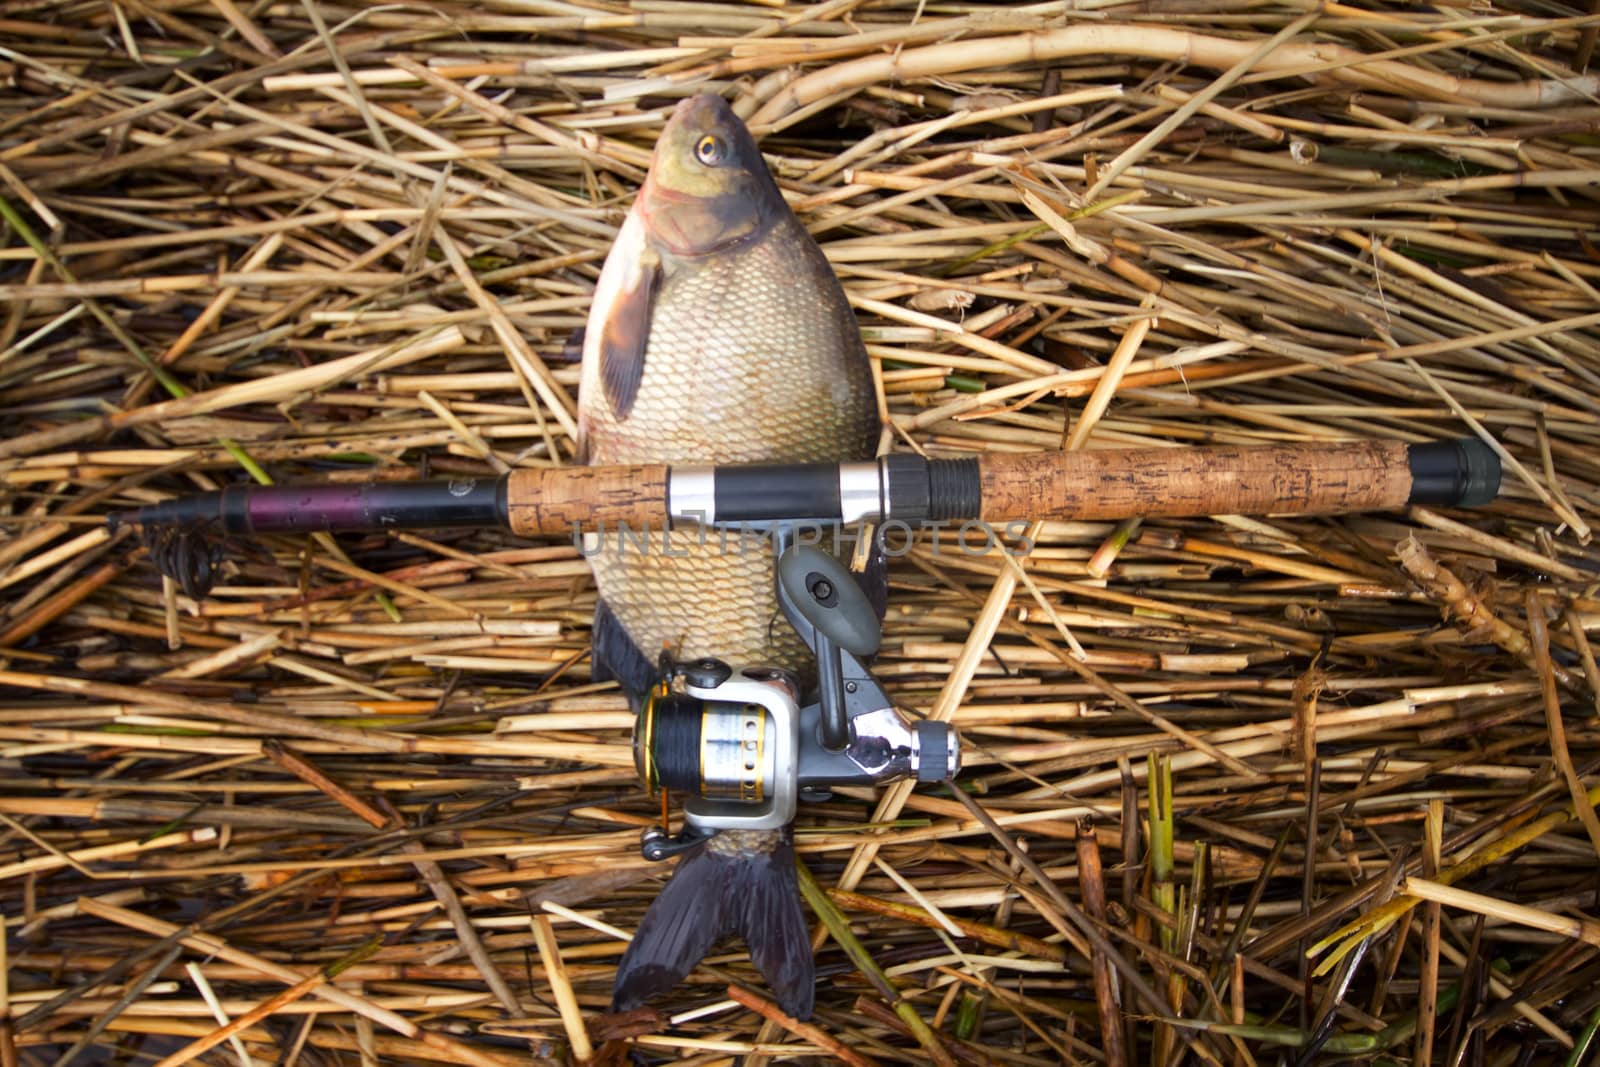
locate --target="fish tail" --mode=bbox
[611,841,725,1013]
[612,828,815,1019]
[732,829,814,1020]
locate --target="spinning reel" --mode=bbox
[632,541,961,859]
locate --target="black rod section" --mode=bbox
[1406,439,1500,507]
[712,462,841,522]
[115,477,509,534]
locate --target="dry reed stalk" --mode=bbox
[1404,879,1600,950]
[77,898,509,1067]
[1074,818,1126,1067]
[724,984,878,1067]
[3,2,1600,1061]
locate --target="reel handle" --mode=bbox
[776,546,880,658]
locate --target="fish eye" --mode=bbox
[694,134,726,166]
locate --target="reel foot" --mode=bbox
[640,824,714,862]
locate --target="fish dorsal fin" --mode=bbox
[599,246,660,422]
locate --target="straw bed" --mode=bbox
[3,1,1600,1064]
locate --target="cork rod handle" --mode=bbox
[504,464,670,537]
[976,440,1449,522]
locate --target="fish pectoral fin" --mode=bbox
[735,830,815,1020]
[599,246,660,422]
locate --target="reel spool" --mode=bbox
[637,689,776,803]
[635,663,802,838]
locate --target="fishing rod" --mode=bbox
[110,436,1500,845]
[116,437,1498,547]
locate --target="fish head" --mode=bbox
[638,94,786,256]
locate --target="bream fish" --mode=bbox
[576,93,879,1019]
